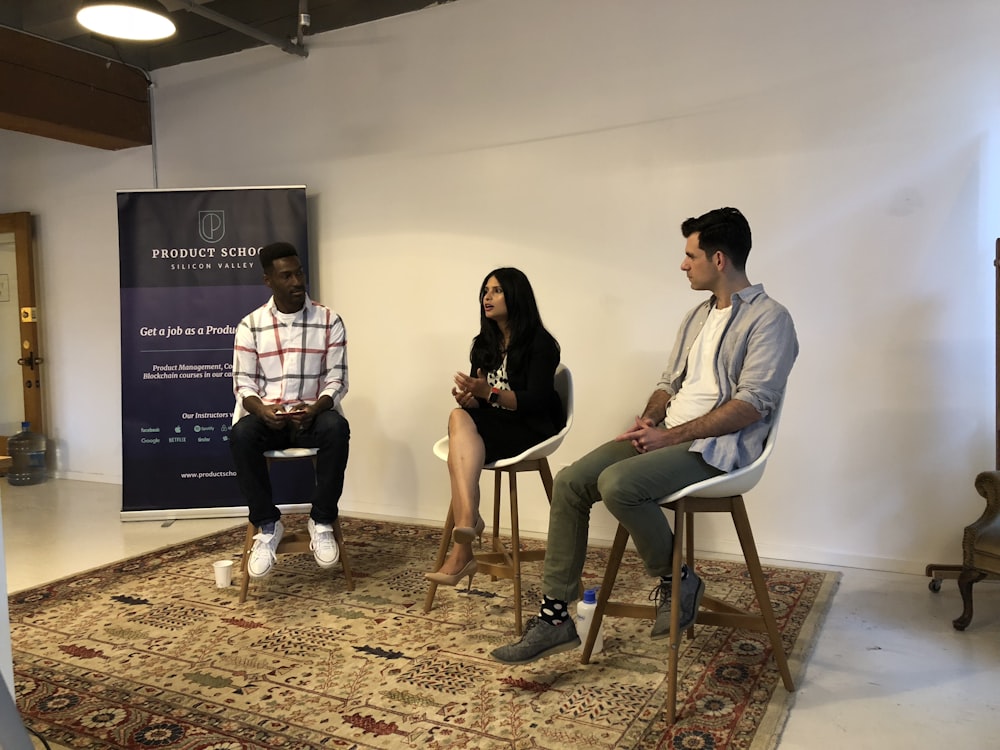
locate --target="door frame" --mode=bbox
[0,212,42,454]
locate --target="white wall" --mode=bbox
[1,0,998,574]
[0,140,152,475]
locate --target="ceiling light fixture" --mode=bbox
[76,1,177,41]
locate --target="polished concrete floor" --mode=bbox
[3,478,999,749]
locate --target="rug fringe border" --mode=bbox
[750,567,843,750]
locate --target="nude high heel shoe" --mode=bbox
[424,559,478,590]
[453,515,486,546]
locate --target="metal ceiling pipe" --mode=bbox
[172,0,308,58]
[298,0,311,48]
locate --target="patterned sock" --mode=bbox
[539,595,570,626]
[659,564,689,587]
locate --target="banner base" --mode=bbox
[119,503,310,523]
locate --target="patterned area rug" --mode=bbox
[10,517,838,749]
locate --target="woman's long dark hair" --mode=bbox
[470,267,555,375]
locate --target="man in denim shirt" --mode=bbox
[493,207,798,664]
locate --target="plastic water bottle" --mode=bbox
[575,587,604,654]
[7,421,47,486]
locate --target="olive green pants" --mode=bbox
[541,439,723,603]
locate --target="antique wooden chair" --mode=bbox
[946,471,1000,630]
[924,241,1000,626]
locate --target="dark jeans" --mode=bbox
[229,410,350,527]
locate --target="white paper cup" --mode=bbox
[213,560,234,588]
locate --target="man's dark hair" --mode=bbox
[260,241,299,272]
[680,207,752,271]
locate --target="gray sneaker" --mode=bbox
[491,617,581,664]
[650,568,705,639]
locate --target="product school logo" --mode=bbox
[145,207,260,273]
[199,210,226,243]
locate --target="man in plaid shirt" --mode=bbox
[229,241,350,579]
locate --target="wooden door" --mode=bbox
[0,212,42,454]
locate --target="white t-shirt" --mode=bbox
[664,305,731,428]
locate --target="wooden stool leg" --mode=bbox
[731,497,794,691]
[423,505,456,613]
[537,457,554,501]
[333,518,354,591]
[490,472,503,575]
[581,523,631,663]
[509,471,523,636]
[238,523,255,604]
[685,509,695,573]
[310,455,354,592]
[684,507,697,640]
[666,498,687,724]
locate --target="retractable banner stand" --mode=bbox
[118,187,308,517]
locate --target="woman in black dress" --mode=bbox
[425,267,565,586]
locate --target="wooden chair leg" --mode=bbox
[424,460,552,636]
[537,457,554,501]
[490,472,503,575]
[665,498,687,724]
[509,471,524,636]
[579,495,794,725]
[683,507,697,641]
[731,497,794,691]
[581,524,631,663]
[423,505,456,613]
[333,518,355,591]
[954,567,987,631]
[238,522,255,604]
[685,509,695,575]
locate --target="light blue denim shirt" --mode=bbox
[656,284,798,472]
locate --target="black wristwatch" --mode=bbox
[488,387,500,405]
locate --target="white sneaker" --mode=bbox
[308,518,339,568]
[247,520,284,579]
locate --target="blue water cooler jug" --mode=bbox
[7,421,47,486]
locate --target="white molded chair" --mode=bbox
[580,402,793,724]
[238,447,354,603]
[423,363,574,634]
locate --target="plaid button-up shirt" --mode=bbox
[232,295,348,422]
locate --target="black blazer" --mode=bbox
[474,328,565,436]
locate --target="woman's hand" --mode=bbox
[452,386,479,408]
[453,369,490,400]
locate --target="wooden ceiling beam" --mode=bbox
[0,26,151,150]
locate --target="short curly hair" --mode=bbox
[680,207,751,271]
[260,242,299,272]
